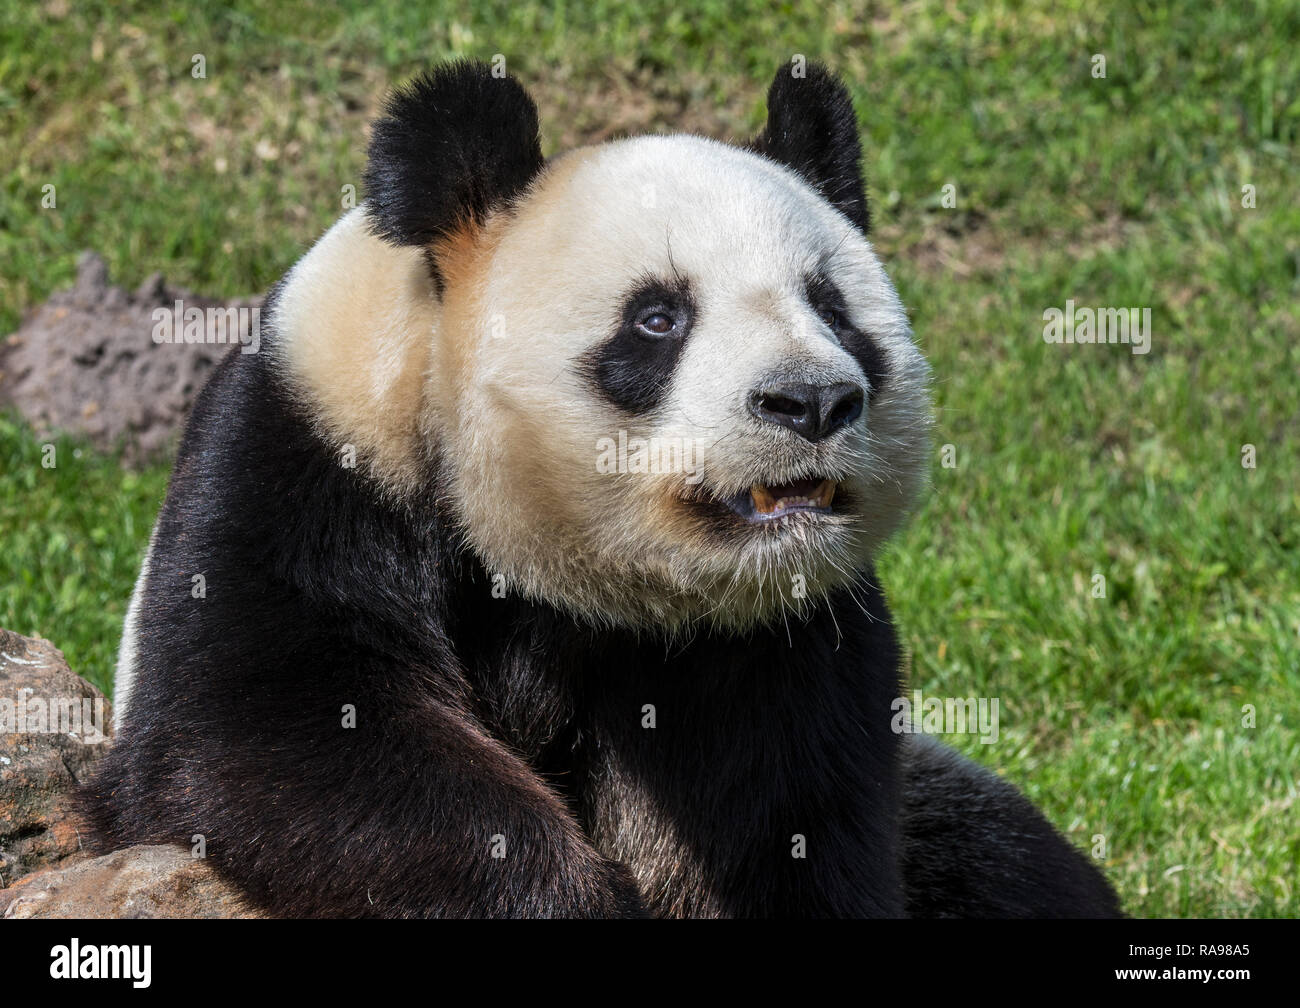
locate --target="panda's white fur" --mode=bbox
[111,524,156,722]
[270,207,440,492]
[270,134,930,633]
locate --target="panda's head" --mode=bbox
[279,61,930,633]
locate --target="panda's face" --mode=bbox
[430,135,930,631]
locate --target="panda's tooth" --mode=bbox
[747,480,839,517]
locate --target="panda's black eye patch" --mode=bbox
[581,274,695,414]
[805,273,849,333]
[804,272,888,399]
[618,275,693,339]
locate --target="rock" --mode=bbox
[0,252,262,464]
[0,628,111,886]
[2,844,262,919]
[0,628,260,918]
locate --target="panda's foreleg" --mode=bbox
[898,734,1122,917]
[80,663,644,919]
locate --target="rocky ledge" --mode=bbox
[0,628,258,918]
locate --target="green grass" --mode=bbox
[2,0,1297,917]
[0,416,169,692]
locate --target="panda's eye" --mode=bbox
[636,312,676,336]
[817,306,840,330]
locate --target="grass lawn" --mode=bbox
[2,0,1297,917]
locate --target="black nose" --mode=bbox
[747,381,864,442]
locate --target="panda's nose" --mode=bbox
[747,381,864,442]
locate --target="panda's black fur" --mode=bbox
[79,60,1121,918]
[749,64,872,232]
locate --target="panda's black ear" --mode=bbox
[749,62,869,233]
[364,60,545,248]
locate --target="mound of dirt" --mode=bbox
[0,252,261,465]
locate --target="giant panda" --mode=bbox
[81,60,1121,918]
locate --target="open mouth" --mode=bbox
[724,477,838,523]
